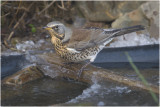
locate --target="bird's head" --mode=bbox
[43,21,65,40]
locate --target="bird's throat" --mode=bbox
[51,36,67,56]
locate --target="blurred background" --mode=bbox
[1,1,159,51]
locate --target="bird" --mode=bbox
[43,21,145,78]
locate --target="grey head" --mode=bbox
[44,21,66,40]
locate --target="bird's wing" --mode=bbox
[66,27,115,51]
[66,25,145,51]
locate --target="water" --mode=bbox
[1,77,88,106]
[1,38,159,106]
[64,68,159,106]
[1,68,159,106]
[66,81,158,106]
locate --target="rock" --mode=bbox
[140,1,159,39]
[73,17,86,28]
[76,1,145,22]
[37,53,159,94]
[84,21,109,28]
[2,66,44,86]
[112,1,159,39]
[112,8,149,29]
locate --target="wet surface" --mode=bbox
[1,77,88,106]
[1,75,159,106]
[1,42,159,106]
[66,81,159,106]
[106,68,159,86]
[1,55,29,79]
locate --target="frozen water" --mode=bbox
[110,86,131,94]
[22,63,37,69]
[97,101,105,106]
[16,40,35,51]
[1,51,22,56]
[40,65,59,78]
[67,81,132,105]
[16,39,47,52]
[109,32,159,47]
[35,39,46,48]
[67,83,101,103]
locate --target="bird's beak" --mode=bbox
[43,26,52,30]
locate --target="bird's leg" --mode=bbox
[77,61,91,79]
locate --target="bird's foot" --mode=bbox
[76,61,91,81]
[76,68,84,81]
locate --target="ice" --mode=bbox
[40,65,59,78]
[109,32,159,47]
[97,101,105,106]
[1,51,22,56]
[16,39,47,52]
[109,86,131,94]
[35,39,46,47]
[22,63,37,69]
[67,83,101,103]
[16,40,35,51]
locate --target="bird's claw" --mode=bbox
[76,69,83,81]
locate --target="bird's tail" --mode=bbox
[111,25,145,37]
[100,25,145,46]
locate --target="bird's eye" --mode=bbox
[55,26,58,29]
[52,26,58,30]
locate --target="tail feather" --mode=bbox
[112,25,145,37]
[100,25,145,45]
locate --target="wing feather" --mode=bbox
[66,27,114,50]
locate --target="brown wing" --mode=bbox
[66,25,145,51]
[66,27,109,51]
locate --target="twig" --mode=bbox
[57,0,67,11]
[43,1,51,19]
[9,1,22,28]
[8,12,26,41]
[26,0,55,24]
[37,0,55,15]
[57,4,67,11]
[1,12,10,18]
[1,1,8,6]
[61,0,64,8]
[4,2,35,49]
[4,5,29,11]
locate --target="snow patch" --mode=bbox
[109,32,159,47]
[97,101,105,106]
[67,83,101,103]
[109,86,131,94]
[16,39,46,52]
